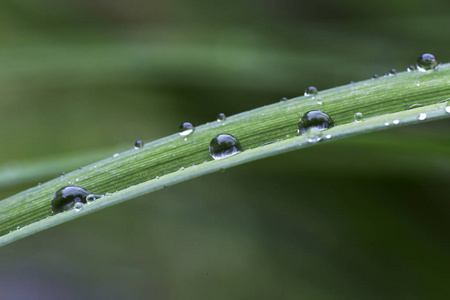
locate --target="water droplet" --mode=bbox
[316,99,323,105]
[325,134,332,139]
[75,178,79,182]
[113,153,120,158]
[74,202,84,212]
[258,141,276,147]
[384,122,390,126]
[372,74,379,79]
[38,183,42,188]
[445,106,450,114]
[407,65,416,72]
[407,104,425,110]
[280,97,287,102]
[418,113,427,121]
[135,140,144,149]
[179,122,195,136]
[61,172,65,177]
[217,113,226,122]
[86,194,97,204]
[354,112,363,122]
[393,119,400,125]
[51,186,103,214]
[304,86,318,96]
[306,127,322,143]
[297,110,335,135]
[416,53,438,71]
[209,134,242,160]
[389,69,397,75]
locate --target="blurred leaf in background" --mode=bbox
[0,0,449,299]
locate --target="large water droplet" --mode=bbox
[354,112,363,122]
[51,186,103,214]
[418,113,427,121]
[297,110,335,135]
[179,122,195,136]
[416,53,438,71]
[304,86,318,96]
[134,140,144,149]
[306,127,322,143]
[217,113,226,122]
[209,134,242,160]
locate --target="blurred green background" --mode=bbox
[0,0,450,299]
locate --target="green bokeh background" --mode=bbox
[0,0,449,299]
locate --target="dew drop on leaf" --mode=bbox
[209,134,242,160]
[416,53,438,71]
[354,112,363,122]
[134,140,144,149]
[297,110,335,135]
[217,113,226,122]
[418,113,427,121]
[407,65,416,72]
[51,186,103,214]
[304,86,318,96]
[179,122,195,136]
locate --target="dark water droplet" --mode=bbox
[298,110,335,135]
[372,74,379,79]
[217,113,226,122]
[417,53,438,71]
[407,104,425,110]
[389,69,397,75]
[209,134,242,160]
[179,122,195,136]
[134,140,144,149]
[51,186,102,214]
[407,65,416,72]
[304,86,318,96]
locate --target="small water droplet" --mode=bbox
[316,99,323,105]
[384,122,390,126]
[297,110,335,135]
[51,186,103,214]
[418,113,427,121]
[38,183,42,188]
[280,97,287,102]
[134,140,144,149]
[86,194,97,204]
[407,104,425,110]
[61,172,65,177]
[306,127,322,143]
[184,138,188,141]
[393,119,400,125]
[209,134,242,160]
[74,202,84,212]
[258,141,276,147]
[417,53,438,71]
[325,134,331,139]
[304,86,318,96]
[354,112,363,122]
[407,65,416,72]
[389,69,397,75]
[75,178,79,182]
[445,106,450,114]
[113,153,120,158]
[217,113,226,122]
[372,74,379,79]
[179,122,195,136]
